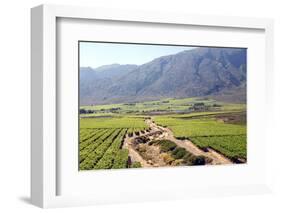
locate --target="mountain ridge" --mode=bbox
[80,47,246,105]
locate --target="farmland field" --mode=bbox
[154,111,246,162]
[79,116,148,170]
[79,97,247,170]
[190,135,246,160]
[154,116,246,137]
[80,97,245,117]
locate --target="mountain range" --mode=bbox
[80,47,246,105]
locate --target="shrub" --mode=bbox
[131,162,141,168]
[171,147,187,159]
[194,102,205,106]
[183,154,206,166]
[157,140,177,152]
[148,141,154,146]
[213,103,222,107]
[135,136,149,144]
[182,153,197,165]
[192,155,206,165]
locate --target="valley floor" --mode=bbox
[123,118,232,168]
[79,97,247,170]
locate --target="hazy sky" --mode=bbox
[79,42,195,68]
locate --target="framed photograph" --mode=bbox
[31,4,274,208]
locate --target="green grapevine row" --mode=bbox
[79,128,116,163]
[80,129,122,170]
[94,129,127,169]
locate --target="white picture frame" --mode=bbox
[31,4,274,208]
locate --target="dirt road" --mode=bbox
[122,118,232,167]
[145,118,232,165]
[123,134,152,167]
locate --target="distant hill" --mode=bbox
[80,47,246,105]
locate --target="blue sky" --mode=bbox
[79,42,195,68]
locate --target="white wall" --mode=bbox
[0,0,280,212]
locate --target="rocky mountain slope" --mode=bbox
[80,47,246,105]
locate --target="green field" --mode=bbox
[80,128,128,170]
[154,116,246,138]
[79,97,247,170]
[190,135,246,160]
[79,116,148,170]
[154,112,247,161]
[80,116,148,130]
[80,97,245,117]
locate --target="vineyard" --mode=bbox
[154,113,247,162]
[190,135,246,160]
[155,117,246,138]
[79,98,247,170]
[79,116,148,170]
[80,117,148,129]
